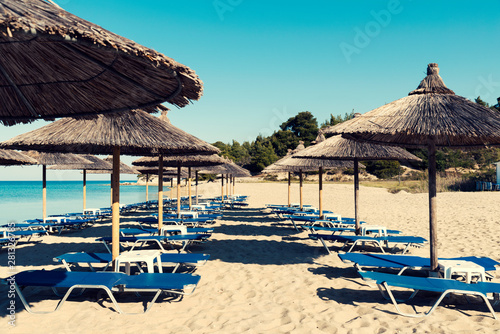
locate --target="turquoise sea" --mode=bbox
[0,180,153,224]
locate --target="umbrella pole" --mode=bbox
[145,173,149,203]
[354,158,360,234]
[158,155,163,232]
[428,139,438,272]
[42,165,46,221]
[83,169,86,212]
[177,164,181,218]
[188,167,192,210]
[319,167,323,219]
[111,146,120,262]
[233,175,235,195]
[299,169,303,211]
[110,174,113,206]
[170,178,173,203]
[196,171,199,205]
[226,174,229,198]
[288,172,291,207]
[221,173,224,201]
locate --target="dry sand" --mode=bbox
[1,181,500,333]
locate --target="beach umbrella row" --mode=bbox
[324,63,500,271]
[294,134,420,230]
[133,154,225,213]
[262,141,353,214]
[0,108,220,261]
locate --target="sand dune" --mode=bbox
[1,181,499,333]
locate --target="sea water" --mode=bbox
[0,180,154,224]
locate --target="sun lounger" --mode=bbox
[54,252,209,273]
[339,253,500,276]
[97,234,211,252]
[4,270,201,314]
[358,270,500,319]
[309,234,427,254]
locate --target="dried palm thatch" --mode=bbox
[137,167,188,177]
[324,63,500,149]
[85,156,137,174]
[0,109,220,156]
[132,153,225,168]
[262,147,355,173]
[24,150,91,165]
[195,162,251,177]
[47,154,112,170]
[0,0,203,126]
[293,135,421,161]
[0,148,36,165]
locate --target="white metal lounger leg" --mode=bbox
[317,237,332,254]
[15,283,124,314]
[380,282,497,319]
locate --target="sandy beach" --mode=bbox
[1,180,500,333]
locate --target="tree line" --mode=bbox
[213,96,500,179]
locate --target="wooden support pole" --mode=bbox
[83,169,86,212]
[221,173,224,201]
[299,170,303,211]
[170,178,173,203]
[42,165,47,220]
[111,146,120,261]
[288,172,291,207]
[232,175,235,195]
[145,173,149,203]
[319,166,323,219]
[196,171,199,205]
[428,139,438,272]
[177,163,181,217]
[158,155,163,232]
[188,167,192,210]
[354,158,360,234]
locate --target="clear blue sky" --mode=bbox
[1,0,499,180]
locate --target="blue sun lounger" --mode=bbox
[358,270,500,319]
[4,270,201,314]
[339,253,500,276]
[97,234,211,252]
[54,252,210,273]
[120,226,213,237]
[309,234,427,254]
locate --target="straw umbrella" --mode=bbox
[48,155,112,212]
[1,109,219,261]
[23,151,91,220]
[262,142,353,213]
[294,134,421,231]
[0,149,36,165]
[133,154,225,213]
[0,0,202,126]
[324,63,500,271]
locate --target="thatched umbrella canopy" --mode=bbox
[0,0,203,126]
[48,155,112,212]
[133,154,225,212]
[22,151,91,219]
[263,142,354,212]
[294,134,421,230]
[324,63,500,271]
[0,109,219,261]
[0,110,218,155]
[0,149,36,165]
